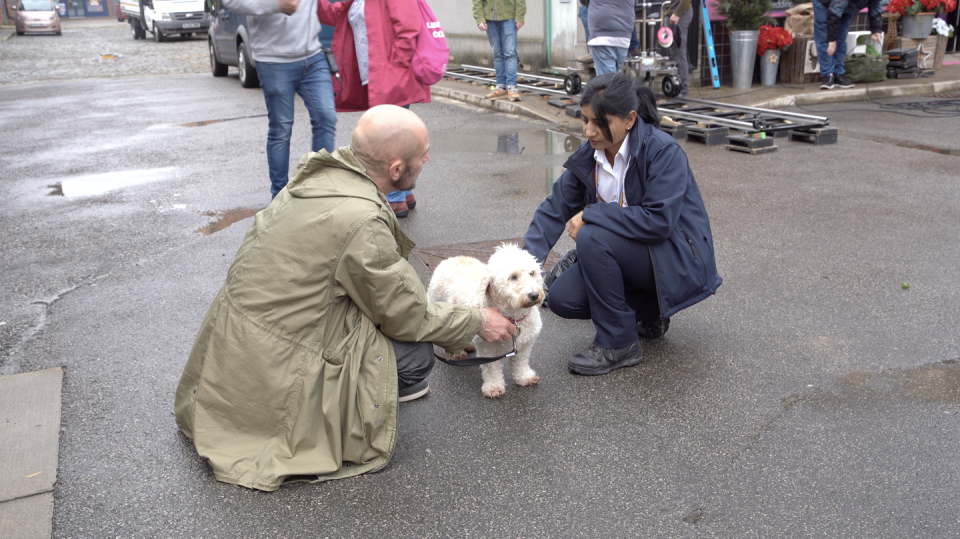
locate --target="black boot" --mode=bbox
[568,341,643,376]
[637,316,670,339]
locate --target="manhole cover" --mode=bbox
[416,238,562,272]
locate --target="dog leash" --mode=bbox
[435,326,521,367]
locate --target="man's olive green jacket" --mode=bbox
[174,147,481,491]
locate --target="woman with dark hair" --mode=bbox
[523,72,722,375]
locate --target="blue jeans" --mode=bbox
[591,45,628,75]
[579,5,590,43]
[256,51,337,198]
[485,19,518,89]
[813,0,852,77]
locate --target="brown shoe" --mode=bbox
[390,200,409,218]
[508,89,521,102]
[485,88,508,99]
[405,192,416,210]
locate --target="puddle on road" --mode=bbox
[840,359,960,402]
[196,207,263,236]
[46,168,176,197]
[430,129,584,156]
[848,133,960,157]
[181,114,268,127]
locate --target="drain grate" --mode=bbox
[925,93,960,99]
[416,238,562,272]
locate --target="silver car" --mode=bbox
[15,0,62,36]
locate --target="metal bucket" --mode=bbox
[901,13,936,39]
[760,49,780,86]
[730,30,759,89]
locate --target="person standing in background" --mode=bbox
[587,0,634,75]
[317,0,431,218]
[472,0,526,102]
[224,0,337,199]
[664,0,692,97]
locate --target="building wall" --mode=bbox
[431,0,588,72]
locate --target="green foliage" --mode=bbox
[901,282,911,289]
[712,0,775,31]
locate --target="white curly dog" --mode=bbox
[427,243,544,398]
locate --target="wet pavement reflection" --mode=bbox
[196,207,263,236]
[46,168,176,197]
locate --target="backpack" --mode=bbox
[412,0,450,86]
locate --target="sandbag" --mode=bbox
[785,3,814,37]
[844,53,889,83]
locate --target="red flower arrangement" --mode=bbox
[756,25,794,56]
[887,0,957,16]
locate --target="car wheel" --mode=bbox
[17,31,24,36]
[154,24,165,42]
[56,30,61,35]
[210,39,228,77]
[237,40,260,88]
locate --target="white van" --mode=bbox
[120,0,210,42]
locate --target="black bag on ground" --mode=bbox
[543,248,577,291]
[844,53,889,83]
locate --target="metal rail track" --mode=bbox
[659,97,829,132]
[445,66,570,99]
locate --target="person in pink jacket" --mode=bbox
[317,0,430,218]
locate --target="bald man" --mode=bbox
[175,106,515,490]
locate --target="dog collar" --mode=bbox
[506,313,528,324]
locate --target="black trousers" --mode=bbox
[546,224,661,349]
[389,339,435,392]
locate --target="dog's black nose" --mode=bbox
[528,291,540,302]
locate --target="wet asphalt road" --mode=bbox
[2,25,960,536]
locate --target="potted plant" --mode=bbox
[756,24,793,85]
[712,0,774,88]
[886,0,958,39]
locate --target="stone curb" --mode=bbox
[0,27,15,43]
[752,80,960,109]
[430,85,560,124]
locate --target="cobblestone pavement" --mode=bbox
[0,18,209,85]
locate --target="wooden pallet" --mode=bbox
[658,123,688,141]
[789,127,839,145]
[725,135,777,154]
[686,125,729,146]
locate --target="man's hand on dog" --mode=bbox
[478,307,516,343]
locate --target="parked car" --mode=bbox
[14,0,61,36]
[120,0,209,42]
[207,0,332,89]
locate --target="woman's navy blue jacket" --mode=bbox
[523,119,722,319]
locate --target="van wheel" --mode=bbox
[153,24,165,42]
[237,40,260,88]
[210,39,228,77]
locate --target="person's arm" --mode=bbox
[522,169,586,265]
[580,142,690,243]
[223,0,285,17]
[670,0,691,23]
[336,216,511,352]
[824,0,849,51]
[867,0,883,39]
[515,0,525,25]
[316,0,346,26]
[385,0,420,68]
[472,0,485,27]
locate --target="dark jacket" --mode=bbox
[823,0,882,42]
[523,120,722,319]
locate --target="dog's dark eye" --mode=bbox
[510,274,518,281]
[529,271,535,276]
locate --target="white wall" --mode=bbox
[429,0,586,72]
